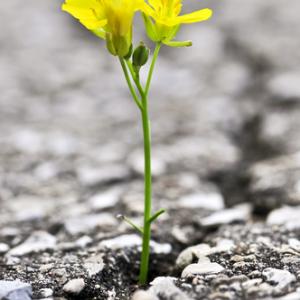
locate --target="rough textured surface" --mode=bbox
[1,0,300,299]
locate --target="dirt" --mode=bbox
[1,0,300,299]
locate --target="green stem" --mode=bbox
[119,55,152,284]
[145,42,161,97]
[125,59,145,98]
[139,91,152,284]
[119,44,162,284]
[119,57,143,110]
[138,42,161,284]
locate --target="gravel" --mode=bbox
[1,0,300,299]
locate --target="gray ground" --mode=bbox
[1,0,300,299]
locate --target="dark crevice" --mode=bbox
[208,35,283,215]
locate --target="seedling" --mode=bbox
[62,0,212,284]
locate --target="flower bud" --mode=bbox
[132,42,150,68]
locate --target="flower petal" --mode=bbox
[62,0,106,30]
[175,8,213,25]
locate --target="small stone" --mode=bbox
[107,289,116,300]
[0,227,20,238]
[57,242,78,251]
[249,154,300,211]
[34,162,58,181]
[150,277,177,285]
[278,290,300,300]
[7,231,56,257]
[178,173,199,189]
[127,150,166,177]
[149,241,172,255]
[84,255,105,277]
[248,271,262,279]
[234,261,254,270]
[176,244,211,269]
[53,268,67,278]
[0,280,32,300]
[9,196,51,223]
[171,226,190,244]
[231,255,244,263]
[262,268,296,290]
[75,236,93,248]
[178,192,224,210]
[282,256,300,264]
[38,288,53,298]
[182,261,224,278]
[218,283,230,292]
[215,239,235,253]
[122,191,145,213]
[0,243,9,254]
[194,284,208,294]
[242,278,263,290]
[47,132,79,156]
[267,206,300,230]
[288,238,300,253]
[5,256,21,266]
[149,277,191,300]
[63,279,85,295]
[209,291,233,300]
[99,234,172,254]
[199,204,252,227]
[230,275,249,283]
[131,290,158,300]
[99,234,141,250]
[176,240,235,270]
[77,164,130,187]
[268,72,300,100]
[64,213,117,235]
[88,187,122,210]
[11,129,43,154]
[39,264,54,273]
[27,267,35,273]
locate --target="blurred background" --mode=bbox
[1,0,300,233]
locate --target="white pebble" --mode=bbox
[63,278,85,295]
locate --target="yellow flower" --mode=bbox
[142,0,213,46]
[62,0,144,57]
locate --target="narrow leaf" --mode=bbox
[148,209,166,224]
[117,215,144,235]
[163,40,192,47]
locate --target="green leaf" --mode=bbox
[117,215,143,235]
[163,40,192,47]
[148,209,166,224]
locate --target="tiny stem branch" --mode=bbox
[118,215,144,235]
[148,208,166,224]
[119,57,143,110]
[125,59,145,98]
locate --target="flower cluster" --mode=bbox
[62,0,213,56]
